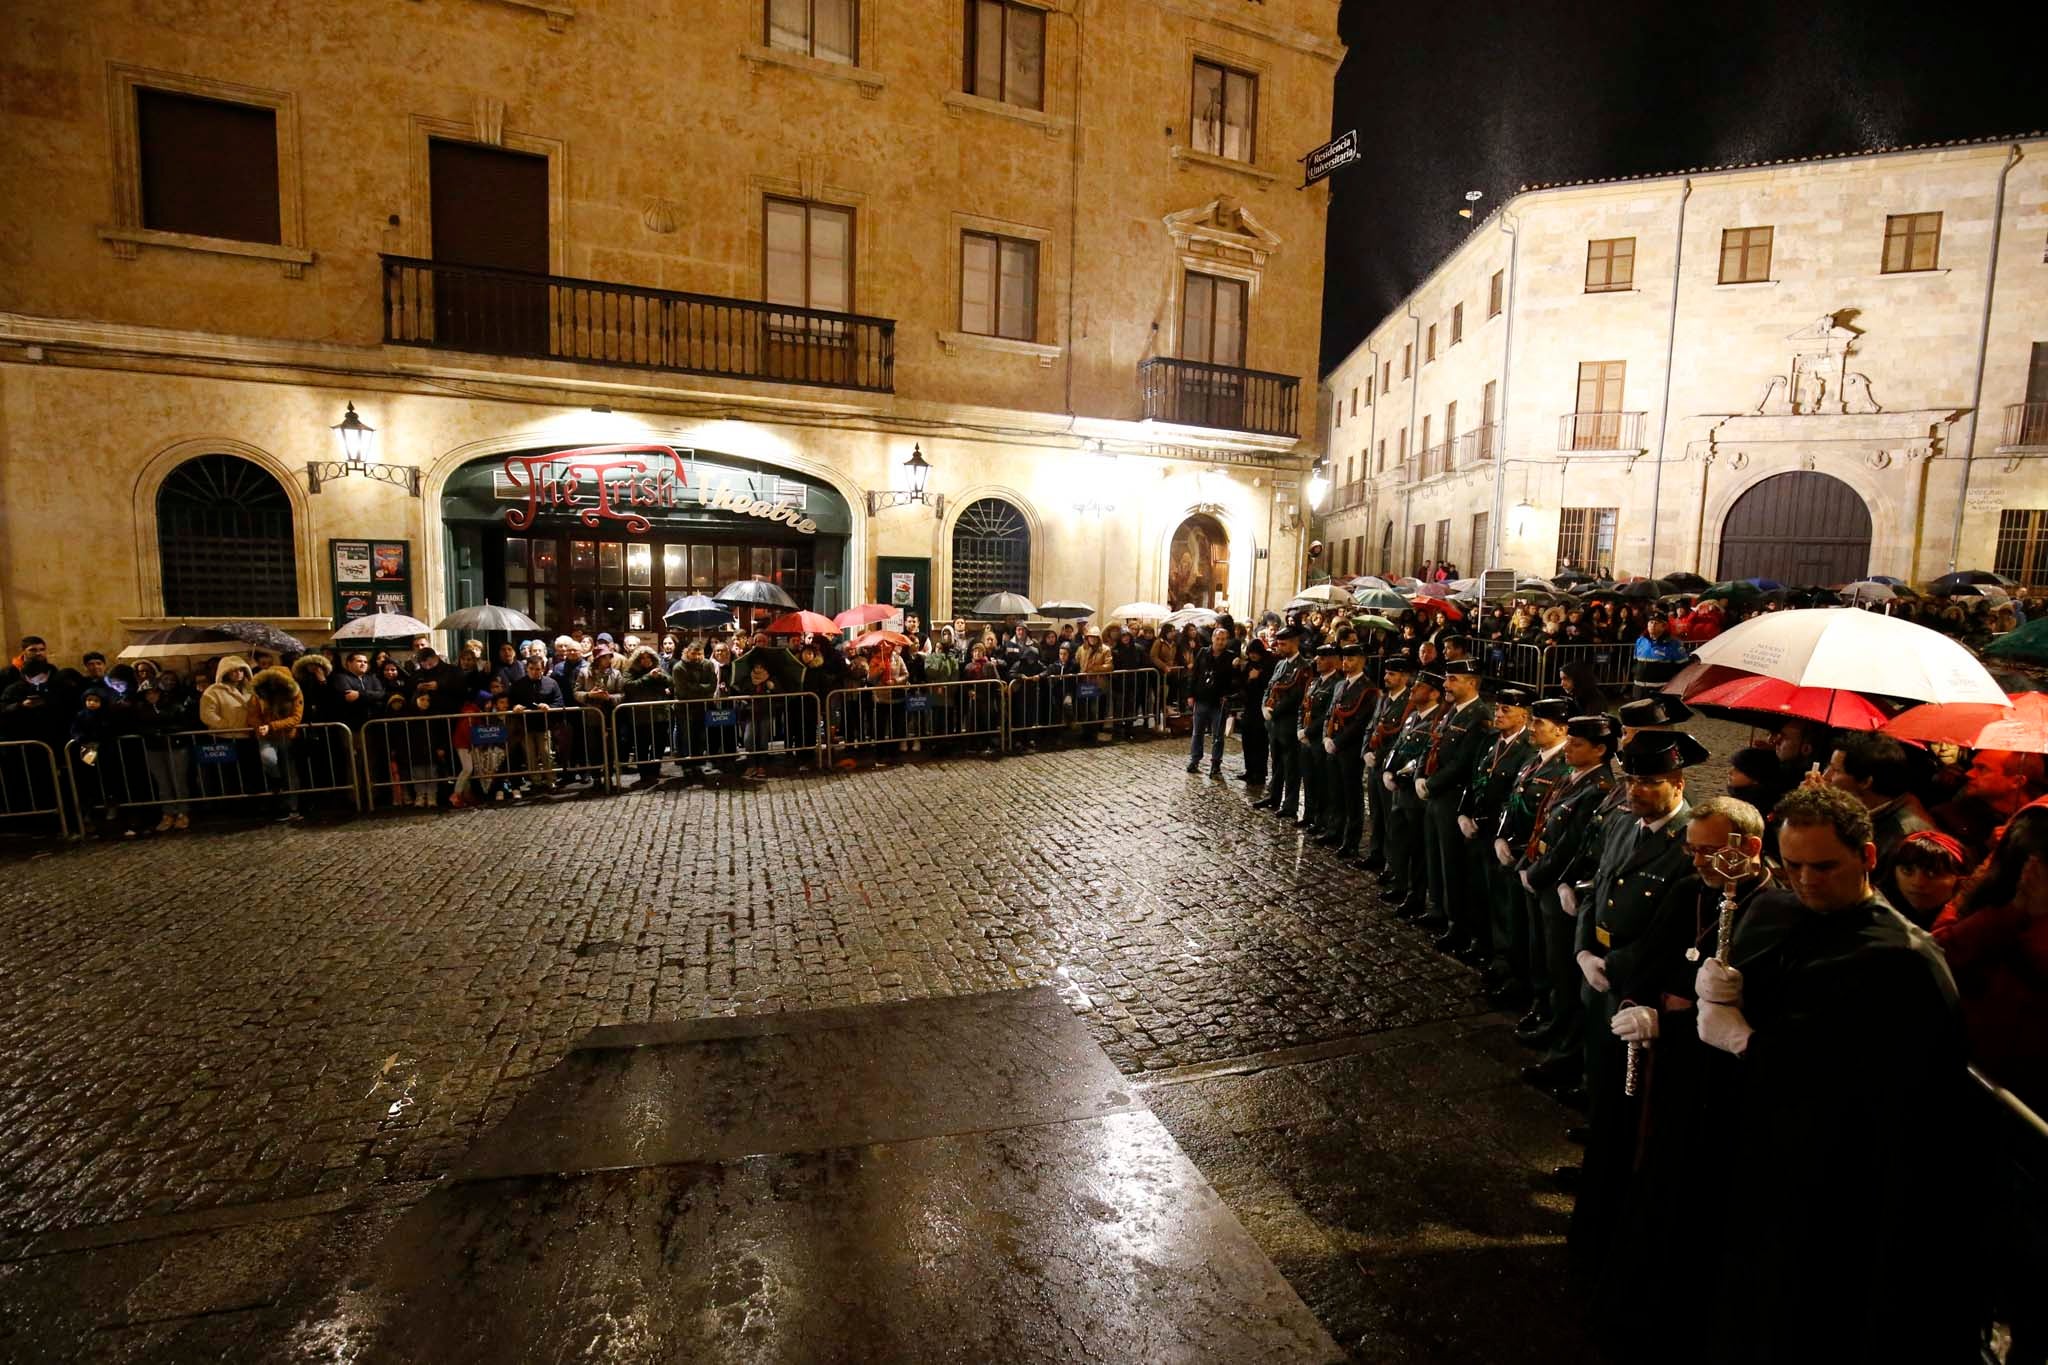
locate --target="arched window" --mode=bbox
[157,454,298,617]
[1379,521,1395,575]
[951,498,1030,612]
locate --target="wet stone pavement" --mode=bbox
[0,720,1754,1361]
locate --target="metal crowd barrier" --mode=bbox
[1494,641,1634,693]
[1971,1066,2048,1363]
[824,679,1005,762]
[1011,667,1162,740]
[0,739,72,838]
[359,706,610,809]
[607,694,823,782]
[64,723,361,822]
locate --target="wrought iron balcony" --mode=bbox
[1557,410,1647,451]
[1140,356,1300,438]
[1457,423,1499,464]
[2005,402,2048,448]
[380,255,895,393]
[1409,441,1450,481]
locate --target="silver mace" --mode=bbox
[1628,832,1747,1098]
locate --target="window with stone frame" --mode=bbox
[157,454,297,617]
[959,230,1038,340]
[764,197,853,312]
[1451,301,1464,345]
[1882,212,1942,274]
[964,0,1045,111]
[1190,58,1257,163]
[1584,236,1635,293]
[951,497,1032,608]
[1556,506,1618,576]
[1425,324,1437,363]
[135,87,281,245]
[1488,269,1504,317]
[1996,509,2048,586]
[1470,511,1490,569]
[1719,225,1773,284]
[767,0,857,63]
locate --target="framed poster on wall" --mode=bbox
[331,539,412,624]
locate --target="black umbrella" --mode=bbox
[1929,570,2014,593]
[1618,577,1676,599]
[1663,572,1711,591]
[663,594,733,628]
[714,579,799,611]
[212,621,307,655]
[1552,570,1599,587]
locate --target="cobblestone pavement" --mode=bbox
[0,718,1752,1244]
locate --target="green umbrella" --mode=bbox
[731,644,806,689]
[1352,588,1409,612]
[1985,618,2048,667]
[1351,614,1398,632]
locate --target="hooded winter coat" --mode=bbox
[293,656,337,725]
[200,657,253,731]
[246,666,304,738]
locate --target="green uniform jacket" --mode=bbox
[1575,801,1695,965]
[1421,697,1494,804]
[1386,701,1442,810]
[1300,669,1341,743]
[1461,728,1537,826]
[1521,765,1616,888]
[1499,747,1570,854]
[1264,654,1310,722]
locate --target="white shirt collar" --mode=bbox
[1641,807,1681,835]
[1537,740,1565,762]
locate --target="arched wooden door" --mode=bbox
[1716,471,1871,585]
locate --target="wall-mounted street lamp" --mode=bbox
[1305,460,1331,510]
[866,443,940,516]
[307,402,420,496]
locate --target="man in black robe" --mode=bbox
[1691,784,1976,1363]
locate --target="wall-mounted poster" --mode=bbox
[890,571,915,606]
[331,539,412,624]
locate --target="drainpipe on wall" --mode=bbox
[1365,346,1382,568]
[1646,178,1692,576]
[1405,305,1421,572]
[1489,206,1521,569]
[1948,143,2023,573]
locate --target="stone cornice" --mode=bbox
[1152,0,1344,63]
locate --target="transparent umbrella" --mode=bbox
[436,603,542,634]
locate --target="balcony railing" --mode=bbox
[1140,356,1300,438]
[1410,441,1450,480]
[1458,422,1499,464]
[1330,481,1367,511]
[380,255,895,393]
[1558,410,1647,451]
[2005,402,2048,448]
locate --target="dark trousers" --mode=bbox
[1387,793,1427,908]
[1269,715,1301,814]
[1188,700,1227,768]
[1237,708,1268,782]
[1337,753,1367,851]
[1536,887,1585,1059]
[1298,739,1323,825]
[1486,857,1532,989]
[1431,800,1487,947]
[1365,758,1390,863]
[1422,797,1462,925]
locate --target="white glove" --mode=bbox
[1611,1005,1658,1043]
[1697,1000,1753,1056]
[1519,868,1534,892]
[1493,838,1513,867]
[1414,778,1431,800]
[1559,882,1581,916]
[1364,752,1378,770]
[1381,771,1396,791]
[1323,737,1336,754]
[1457,815,1478,839]
[1694,959,1743,1005]
[1261,705,1272,721]
[1576,950,1610,992]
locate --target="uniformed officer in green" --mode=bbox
[1500,698,1573,1024]
[1416,659,1495,955]
[1360,655,1417,873]
[1457,685,1536,977]
[1562,694,1699,894]
[1323,642,1377,855]
[1296,644,1342,835]
[1380,668,1444,919]
[1518,713,1619,1099]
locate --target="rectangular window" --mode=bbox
[1365,375,1374,406]
[1444,400,1457,449]
[1719,225,1773,284]
[1410,524,1426,575]
[960,230,1038,340]
[1420,415,1431,455]
[1382,359,1391,391]
[1425,324,1437,363]
[1377,438,1386,472]
[768,0,858,64]
[1397,428,1408,464]
[1180,271,1246,366]
[1882,212,1942,274]
[1333,398,1342,430]
[1585,236,1635,293]
[1488,269,1504,317]
[1570,360,1626,449]
[1402,343,1412,379]
[1451,302,1464,345]
[1434,519,1450,565]
[1350,387,1358,416]
[965,0,1046,111]
[764,197,853,311]
[1190,58,1257,163]
[1470,511,1490,568]
[135,86,281,244]
[1997,509,2048,586]
[1345,455,1355,487]
[1479,379,1497,459]
[1557,506,1619,576]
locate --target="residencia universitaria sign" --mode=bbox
[496,444,821,536]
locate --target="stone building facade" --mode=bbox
[0,0,1339,658]
[1317,136,2048,588]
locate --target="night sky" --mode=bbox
[1320,0,2045,371]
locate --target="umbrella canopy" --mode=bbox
[833,604,899,629]
[1352,588,1411,613]
[436,603,543,634]
[1663,572,1711,591]
[1552,570,1599,587]
[211,621,307,655]
[331,613,435,643]
[1414,582,1455,600]
[715,578,800,610]
[1884,692,2048,752]
[1162,607,1220,630]
[1687,675,1892,731]
[1516,577,1559,592]
[1865,575,1910,586]
[1698,580,1766,604]
[1351,614,1399,633]
[1618,577,1677,599]
[1929,570,2015,593]
[663,595,732,628]
[116,625,246,662]
[730,644,805,689]
[1036,600,1097,620]
[1294,583,1354,604]
[1107,601,1171,620]
[1688,607,2009,704]
[766,610,840,636]
[1842,580,1912,604]
[1985,619,2048,667]
[1410,597,1464,621]
[1390,577,1426,593]
[1348,576,1396,592]
[971,591,1036,618]
[849,630,913,651]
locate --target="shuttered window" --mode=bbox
[136,87,280,244]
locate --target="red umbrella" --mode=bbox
[765,610,839,636]
[834,604,899,629]
[1884,692,2045,752]
[850,630,911,650]
[1410,597,1463,620]
[1687,675,1892,730]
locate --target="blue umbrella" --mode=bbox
[1741,577,1784,590]
[663,594,732,628]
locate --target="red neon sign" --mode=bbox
[499,445,690,535]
